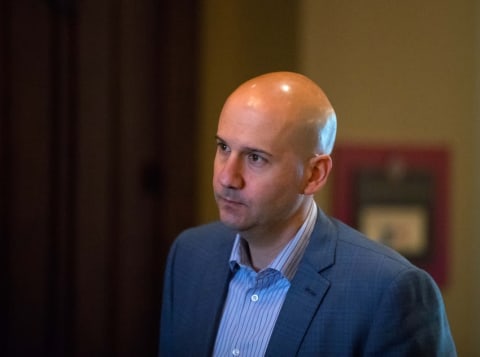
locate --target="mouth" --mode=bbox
[216,193,245,207]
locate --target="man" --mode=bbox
[160,72,456,356]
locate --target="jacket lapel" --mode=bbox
[191,231,235,356]
[265,210,336,356]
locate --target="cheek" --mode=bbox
[252,172,302,204]
[276,165,305,190]
[212,156,222,182]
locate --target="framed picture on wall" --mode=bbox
[332,144,450,287]
[358,204,429,259]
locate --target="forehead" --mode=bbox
[217,100,292,153]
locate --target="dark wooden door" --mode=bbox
[0,0,199,356]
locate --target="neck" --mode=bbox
[245,233,295,272]
[242,200,313,271]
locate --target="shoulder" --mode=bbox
[169,221,236,259]
[175,221,236,245]
[327,217,445,303]
[310,211,425,282]
[331,217,413,267]
[309,212,444,306]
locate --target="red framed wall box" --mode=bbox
[331,144,450,287]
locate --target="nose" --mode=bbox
[216,154,244,189]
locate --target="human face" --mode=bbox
[212,97,311,240]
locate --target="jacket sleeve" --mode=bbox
[364,267,456,356]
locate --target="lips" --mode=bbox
[215,192,245,207]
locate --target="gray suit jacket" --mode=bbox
[159,209,456,356]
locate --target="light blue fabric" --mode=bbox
[213,202,317,356]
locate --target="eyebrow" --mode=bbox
[215,135,273,158]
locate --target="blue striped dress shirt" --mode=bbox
[213,201,317,357]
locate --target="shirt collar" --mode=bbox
[228,200,317,281]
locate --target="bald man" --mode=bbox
[159,72,456,356]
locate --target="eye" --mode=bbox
[248,152,267,166]
[216,141,230,153]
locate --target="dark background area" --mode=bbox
[1,0,199,355]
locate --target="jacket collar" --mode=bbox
[265,208,337,356]
[191,226,235,356]
[196,209,337,356]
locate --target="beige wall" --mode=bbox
[474,1,480,354]
[196,0,299,222]
[299,1,478,354]
[198,1,480,355]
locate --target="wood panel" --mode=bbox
[0,0,199,355]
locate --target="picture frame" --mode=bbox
[331,144,450,287]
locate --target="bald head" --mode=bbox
[220,71,337,156]
[214,71,336,239]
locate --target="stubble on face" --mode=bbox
[212,104,308,242]
[212,72,334,245]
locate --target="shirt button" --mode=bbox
[232,348,240,356]
[251,294,259,302]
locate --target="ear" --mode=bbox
[303,154,332,195]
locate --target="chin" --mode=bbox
[220,218,241,230]
[219,215,248,232]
